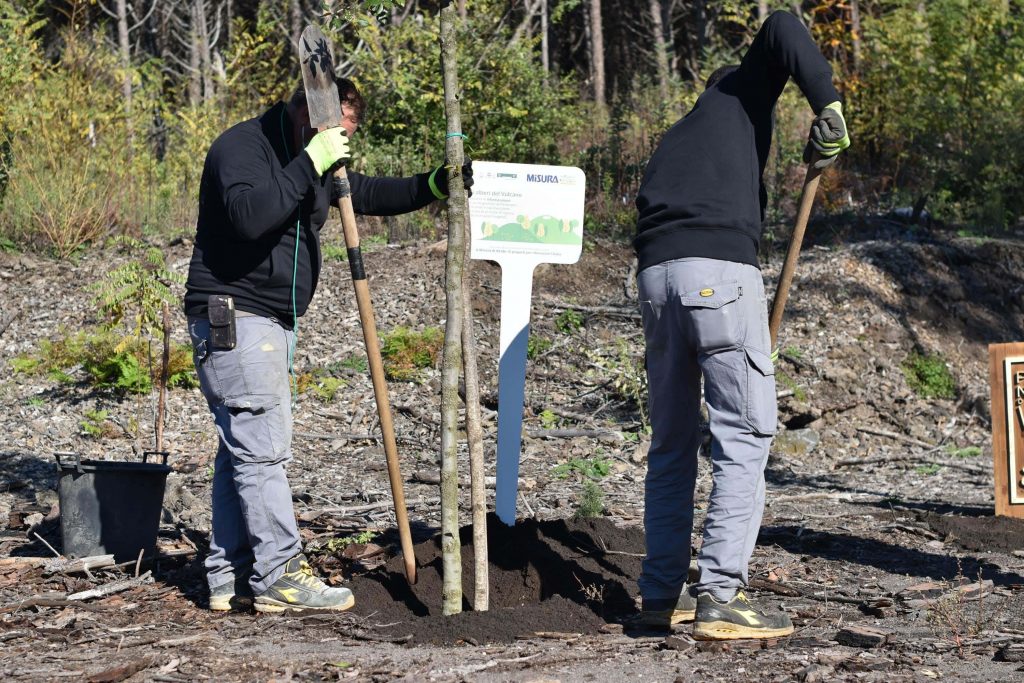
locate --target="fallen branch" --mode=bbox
[856,426,935,449]
[0,596,109,613]
[302,496,439,516]
[0,308,20,339]
[525,428,623,442]
[67,570,153,601]
[411,470,498,489]
[44,554,116,575]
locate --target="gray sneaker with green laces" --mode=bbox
[254,555,355,614]
[693,591,794,640]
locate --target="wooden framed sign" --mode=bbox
[469,161,586,525]
[989,342,1024,518]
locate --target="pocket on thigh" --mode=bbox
[744,347,777,435]
[681,282,742,353]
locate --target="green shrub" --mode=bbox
[552,457,611,480]
[902,352,956,399]
[380,326,443,381]
[527,335,552,360]
[555,309,585,335]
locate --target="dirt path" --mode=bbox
[2,218,1024,681]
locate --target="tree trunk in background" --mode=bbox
[649,0,671,104]
[116,0,133,145]
[849,0,862,73]
[758,1,769,23]
[188,3,201,105]
[438,0,467,618]
[541,0,549,79]
[588,0,606,111]
[291,0,302,61]
[197,1,215,102]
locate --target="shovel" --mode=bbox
[768,156,824,349]
[299,25,416,584]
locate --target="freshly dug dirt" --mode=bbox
[348,515,641,644]
[923,512,1024,554]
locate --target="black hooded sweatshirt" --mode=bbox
[634,11,841,272]
[184,101,439,328]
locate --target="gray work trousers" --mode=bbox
[636,257,777,603]
[189,315,301,595]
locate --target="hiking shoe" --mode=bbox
[630,588,698,629]
[209,579,254,612]
[254,554,354,614]
[693,591,794,640]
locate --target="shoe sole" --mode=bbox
[671,609,696,624]
[209,596,253,612]
[693,620,794,640]
[254,594,355,614]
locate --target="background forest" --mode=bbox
[0,0,1022,259]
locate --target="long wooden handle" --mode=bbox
[332,165,417,585]
[768,160,824,349]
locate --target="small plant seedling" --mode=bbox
[552,457,611,480]
[916,463,942,476]
[946,445,982,458]
[902,352,956,399]
[322,243,348,262]
[555,309,585,335]
[80,409,116,439]
[539,409,558,429]
[781,346,803,360]
[338,354,368,373]
[527,335,552,359]
[25,396,45,407]
[574,480,605,519]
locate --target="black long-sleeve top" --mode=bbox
[184,101,438,328]
[634,11,841,272]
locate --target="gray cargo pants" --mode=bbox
[636,257,776,603]
[189,315,301,595]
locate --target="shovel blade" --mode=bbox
[299,25,342,131]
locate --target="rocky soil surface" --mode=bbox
[2,213,1024,682]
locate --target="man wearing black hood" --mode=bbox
[633,11,849,639]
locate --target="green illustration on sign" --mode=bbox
[480,215,582,246]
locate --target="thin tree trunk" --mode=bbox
[116,0,133,146]
[849,0,862,73]
[588,0,606,110]
[439,0,468,618]
[188,4,201,105]
[649,0,670,104]
[461,217,488,612]
[758,1,769,23]
[291,0,303,61]
[540,0,549,80]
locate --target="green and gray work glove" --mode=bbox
[428,158,475,200]
[305,127,351,176]
[803,101,850,169]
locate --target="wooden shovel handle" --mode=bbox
[768,160,824,349]
[332,165,417,585]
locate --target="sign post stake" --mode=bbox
[989,342,1024,519]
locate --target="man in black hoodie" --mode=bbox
[633,11,849,638]
[184,78,471,613]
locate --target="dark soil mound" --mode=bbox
[923,512,1024,553]
[348,515,644,644]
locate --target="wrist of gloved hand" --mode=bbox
[804,101,850,169]
[305,128,351,176]
[428,158,475,199]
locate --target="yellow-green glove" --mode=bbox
[803,101,850,169]
[305,127,351,176]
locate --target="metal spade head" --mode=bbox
[299,25,342,131]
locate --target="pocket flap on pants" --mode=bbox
[745,347,775,377]
[680,283,740,309]
[224,393,280,412]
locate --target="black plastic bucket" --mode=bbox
[55,452,171,562]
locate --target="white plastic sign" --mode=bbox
[468,161,586,525]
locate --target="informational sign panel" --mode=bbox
[469,161,586,525]
[989,342,1024,518]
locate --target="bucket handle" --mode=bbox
[54,451,84,473]
[142,451,170,466]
